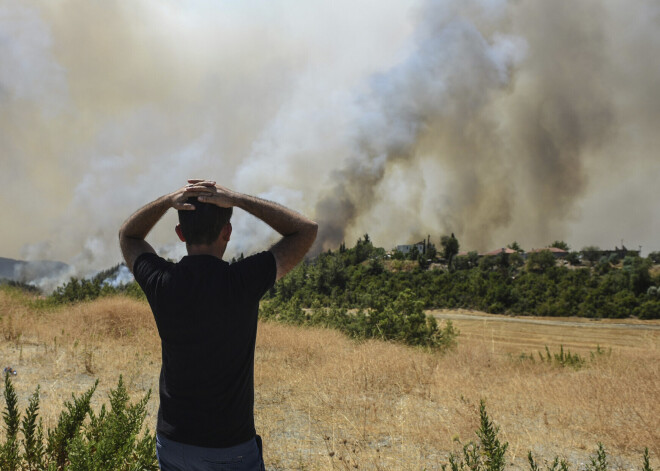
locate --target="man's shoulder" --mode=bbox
[133,252,175,283]
[228,251,277,298]
[135,252,173,269]
[230,251,276,270]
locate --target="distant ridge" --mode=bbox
[0,257,68,283]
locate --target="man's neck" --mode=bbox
[186,243,226,260]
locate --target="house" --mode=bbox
[527,247,568,259]
[580,246,640,262]
[481,248,518,257]
[396,241,426,255]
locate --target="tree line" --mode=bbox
[264,235,660,320]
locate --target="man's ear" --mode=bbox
[221,222,232,242]
[175,224,186,242]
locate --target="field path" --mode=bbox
[428,309,660,353]
[431,310,660,331]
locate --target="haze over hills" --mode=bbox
[0,256,69,285]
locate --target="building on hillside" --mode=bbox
[580,246,640,261]
[396,241,426,255]
[482,248,518,257]
[527,247,568,259]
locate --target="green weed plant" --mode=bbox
[516,345,611,370]
[0,374,157,470]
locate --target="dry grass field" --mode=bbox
[0,287,658,470]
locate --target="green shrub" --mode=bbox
[1,374,157,470]
[636,300,660,320]
[0,373,20,470]
[262,289,458,350]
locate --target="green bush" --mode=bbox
[262,289,458,350]
[0,374,157,470]
[636,300,660,320]
[648,252,660,264]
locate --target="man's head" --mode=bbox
[176,197,233,246]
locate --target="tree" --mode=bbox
[624,256,652,295]
[467,251,480,268]
[551,240,570,251]
[417,253,430,270]
[581,246,601,265]
[409,244,420,261]
[566,252,581,266]
[648,251,660,264]
[507,241,523,253]
[441,233,460,270]
[596,256,611,275]
[526,250,556,273]
[509,252,524,268]
[367,258,384,276]
[495,252,511,271]
[426,243,438,261]
[351,234,374,264]
[479,254,498,272]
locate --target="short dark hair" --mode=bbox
[178,197,233,246]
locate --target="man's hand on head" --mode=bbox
[169,181,217,211]
[187,179,216,187]
[185,181,237,209]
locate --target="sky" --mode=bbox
[1,0,659,287]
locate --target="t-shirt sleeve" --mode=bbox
[133,252,172,297]
[230,251,277,301]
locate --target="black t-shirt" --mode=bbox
[133,251,276,448]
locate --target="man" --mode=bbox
[119,179,317,470]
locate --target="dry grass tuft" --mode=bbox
[0,288,658,470]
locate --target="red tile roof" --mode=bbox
[482,248,517,256]
[528,247,567,253]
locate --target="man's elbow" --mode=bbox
[304,221,318,247]
[307,221,319,238]
[118,221,130,242]
[118,226,136,256]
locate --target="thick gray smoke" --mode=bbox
[1,0,659,289]
[312,0,658,251]
[315,2,526,250]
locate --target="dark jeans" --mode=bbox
[156,433,265,471]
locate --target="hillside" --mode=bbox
[263,238,660,321]
[0,257,21,279]
[0,257,68,283]
[0,287,657,470]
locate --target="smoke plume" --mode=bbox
[1,0,659,289]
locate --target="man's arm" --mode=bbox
[118,185,205,272]
[196,184,318,280]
